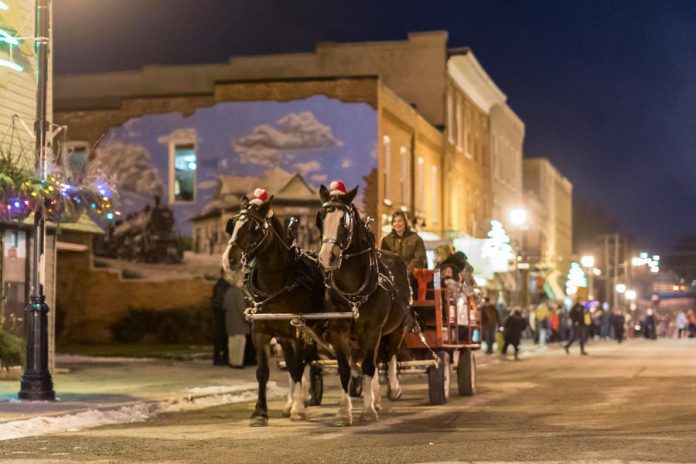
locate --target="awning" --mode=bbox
[22,213,105,235]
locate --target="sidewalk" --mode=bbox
[0,355,282,440]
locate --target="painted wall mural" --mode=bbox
[93,96,377,242]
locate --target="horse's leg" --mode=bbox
[287,340,307,421]
[359,342,380,422]
[386,325,406,401]
[250,332,272,427]
[279,340,296,418]
[335,346,353,426]
[302,362,311,406]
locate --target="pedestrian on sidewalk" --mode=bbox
[548,307,561,342]
[502,309,528,360]
[534,295,550,346]
[212,269,230,366]
[564,299,588,355]
[225,272,250,368]
[481,297,502,354]
[613,309,626,343]
[676,310,688,338]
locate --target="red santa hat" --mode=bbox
[329,180,347,196]
[249,188,269,206]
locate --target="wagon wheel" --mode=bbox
[457,348,476,396]
[427,351,449,405]
[349,373,363,397]
[308,364,323,406]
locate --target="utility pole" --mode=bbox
[19,0,55,401]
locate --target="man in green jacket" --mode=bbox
[380,211,427,272]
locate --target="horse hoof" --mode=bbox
[335,417,353,427]
[250,416,268,427]
[359,410,379,422]
[388,387,403,401]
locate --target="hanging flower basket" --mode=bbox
[0,149,119,224]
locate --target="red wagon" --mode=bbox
[402,268,482,404]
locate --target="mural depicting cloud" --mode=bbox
[89,142,164,197]
[311,173,328,182]
[340,158,353,169]
[293,160,321,175]
[233,111,343,166]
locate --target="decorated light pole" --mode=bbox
[19,0,55,401]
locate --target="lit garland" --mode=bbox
[0,151,120,223]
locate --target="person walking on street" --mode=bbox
[534,295,550,346]
[565,299,588,355]
[481,297,502,354]
[212,269,231,366]
[613,309,626,343]
[225,273,249,368]
[502,309,528,360]
[548,308,561,342]
[676,310,688,338]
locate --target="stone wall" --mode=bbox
[56,235,213,343]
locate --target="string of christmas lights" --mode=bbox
[0,152,120,223]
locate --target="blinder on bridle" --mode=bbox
[318,201,356,261]
[230,207,271,258]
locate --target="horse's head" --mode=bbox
[316,182,359,271]
[223,191,275,268]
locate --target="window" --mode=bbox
[172,143,196,203]
[431,165,439,224]
[455,95,462,150]
[400,146,409,207]
[383,135,391,200]
[416,157,425,211]
[64,141,89,180]
[446,88,454,144]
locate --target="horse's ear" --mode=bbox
[341,186,359,205]
[240,195,250,209]
[225,218,236,235]
[319,184,330,203]
[315,211,323,233]
[258,195,274,217]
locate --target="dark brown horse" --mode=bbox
[316,185,413,425]
[222,195,324,426]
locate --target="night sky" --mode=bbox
[53,0,696,252]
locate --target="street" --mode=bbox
[1,339,695,463]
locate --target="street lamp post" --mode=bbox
[509,208,528,308]
[580,255,595,301]
[18,0,55,401]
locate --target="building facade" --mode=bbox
[523,158,574,296]
[489,102,524,230]
[0,0,58,364]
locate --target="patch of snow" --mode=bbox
[0,381,286,441]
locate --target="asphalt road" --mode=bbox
[2,339,696,464]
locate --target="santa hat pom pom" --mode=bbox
[330,180,347,196]
[254,188,268,202]
[250,188,269,206]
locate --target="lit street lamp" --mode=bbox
[509,208,528,307]
[615,283,627,294]
[625,289,637,301]
[580,255,595,300]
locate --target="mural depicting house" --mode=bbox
[192,168,321,255]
